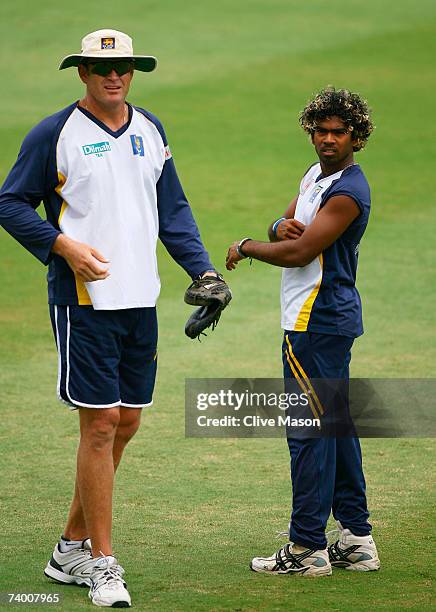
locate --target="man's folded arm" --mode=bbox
[245,194,361,267]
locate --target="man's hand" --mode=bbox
[225,242,244,271]
[276,219,306,241]
[52,234,110,282]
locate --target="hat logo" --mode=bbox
[101,37,115,50]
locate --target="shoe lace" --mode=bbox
[92,554,125,590]
[80,549,98,572]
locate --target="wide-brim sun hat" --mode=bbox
[59,29,157,72]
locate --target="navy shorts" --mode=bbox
[50,305,158,409]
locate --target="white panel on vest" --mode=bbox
[56,107,166,309]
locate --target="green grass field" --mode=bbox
[0,1,435,609]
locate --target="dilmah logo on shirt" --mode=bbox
[82,141,111,157]
[130,135,144,157]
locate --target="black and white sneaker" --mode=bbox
[327,522,380,571]
[88,555,131,608]
[250,542,332,577]
[44,538,95,586]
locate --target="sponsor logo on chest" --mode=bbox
[308,184,323,203]
[82,141,111,157]
[301,180,312,194]
[130,134,145,156]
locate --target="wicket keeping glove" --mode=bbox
[184,272,232,340]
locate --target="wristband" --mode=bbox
[272,217,286,236]
[237,238,252,258]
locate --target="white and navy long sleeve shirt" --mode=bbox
[0,102,213,309]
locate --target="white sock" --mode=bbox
[59,536,84,553]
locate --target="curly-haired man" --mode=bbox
[226,88,380,576]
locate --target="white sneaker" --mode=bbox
[250,542,332,577]
[328,521,380,571]
[88,555,131,608]
[44,538,95,586]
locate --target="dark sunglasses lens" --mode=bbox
[115,62,133,75]
[90,62,132,76]
[90,63,110,76]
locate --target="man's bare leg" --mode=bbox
[112,407,142,470]
[63,407,142,548]
[76,407,120,558]
[63,477,87,541]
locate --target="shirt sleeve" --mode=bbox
[140,109,214,279]
[321,166,370,216]
[0,119,61,265]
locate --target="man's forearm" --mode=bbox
[242,239,311,268]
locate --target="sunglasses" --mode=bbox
[85,61,134,77]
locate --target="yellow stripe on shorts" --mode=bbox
[285,334,324,416]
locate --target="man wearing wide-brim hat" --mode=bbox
[0,28,227,608]
[59,29,158,72]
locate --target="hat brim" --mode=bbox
[59,54,157,72]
